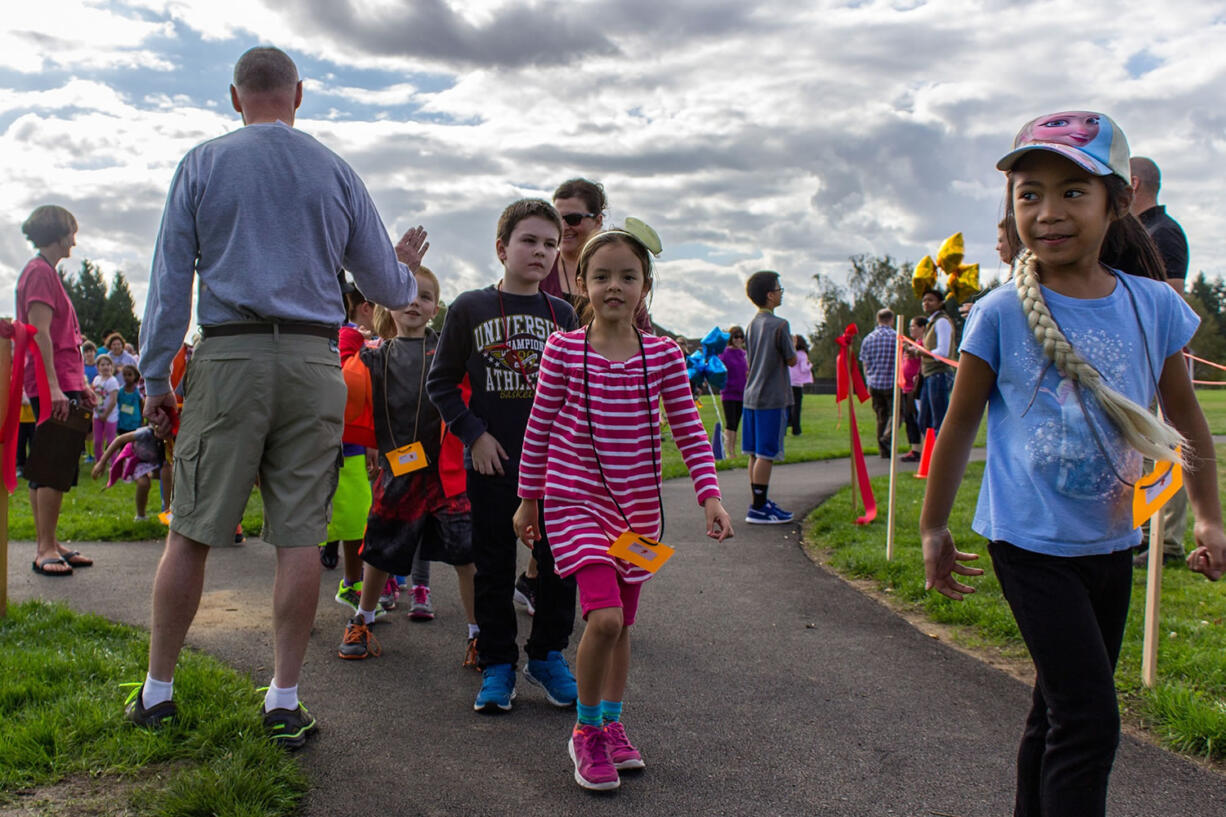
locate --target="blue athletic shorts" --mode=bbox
[741,407,787,460]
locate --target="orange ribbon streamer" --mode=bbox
[835,324,876,525]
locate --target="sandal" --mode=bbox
[61,550,94,568]
[32,556,73,576]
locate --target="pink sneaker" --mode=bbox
[603,721,645,770]
[568,724,620,790]
[408,585,434,621]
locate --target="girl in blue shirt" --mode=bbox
[920,111,1226,817]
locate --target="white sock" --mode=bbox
[142,673,173,708]
[467,623,480,639]
[264,682,298,713]
[359,607,377,624]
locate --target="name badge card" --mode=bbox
[607,531,675,574]
[388,441,428,476]
[1132,454,1183,529]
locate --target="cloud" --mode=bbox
[3,0,1226,342]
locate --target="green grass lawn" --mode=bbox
[806,449,1226,761]
[14,388,1226,542]
[0,600,305,816]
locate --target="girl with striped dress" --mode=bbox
[514,225,733,791]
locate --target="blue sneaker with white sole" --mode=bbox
[524,651,578,707]
[474,664,516,713]
[746,500,794,524]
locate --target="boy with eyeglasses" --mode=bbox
[742,271,797,524]
[427,198,581,713]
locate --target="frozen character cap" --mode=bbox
[996,111,1130,182]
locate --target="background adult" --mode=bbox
[130,46,422,747]
[16,205,98,575]
[719,325,747,456]
[859,309,897,458]
[1131,155,1192,566]
[104,333,139,367]
[918,288,955,436]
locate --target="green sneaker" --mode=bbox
[263,701,318,750]
[334,579,362,612]
[122,682,176,729]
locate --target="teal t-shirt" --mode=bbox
[960,271,1197,556]
[116,387,143,432]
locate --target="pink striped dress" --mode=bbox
[518,329,721,583]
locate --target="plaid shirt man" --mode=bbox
[859,324,896,391]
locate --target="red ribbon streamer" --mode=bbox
[1,320,52,493]
[835,324,876,525]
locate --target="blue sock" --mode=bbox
[577,702,602,727]
[601,700,623,724]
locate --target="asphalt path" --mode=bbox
[9,455,1226,816]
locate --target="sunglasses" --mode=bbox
[560,212,597,227]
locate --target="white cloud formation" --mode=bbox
[2,0,1225,346]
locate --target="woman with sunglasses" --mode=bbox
[545,178,653,333]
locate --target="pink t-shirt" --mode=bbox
[15,255,85,396]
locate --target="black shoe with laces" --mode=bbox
[123,682,177,729]
[514,572,537,616]
[263,701,318,750]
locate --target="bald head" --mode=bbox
[234,47,299,93]
[1131,156,1161,194]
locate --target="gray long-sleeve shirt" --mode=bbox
[140,120,415,396]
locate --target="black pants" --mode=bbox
[899,389,920,445]
[989,541,1132,817]
[789,387,804,434]
[869,387,893,452]
[466,471,575,668]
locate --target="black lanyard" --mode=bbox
[496,282,560,389]
[582,328,665,539]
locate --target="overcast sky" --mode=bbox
[3,0,1224,340]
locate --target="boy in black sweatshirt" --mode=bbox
[427,199,580,713]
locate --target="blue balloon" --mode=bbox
[705,355,727,391]
[701,326,729,357]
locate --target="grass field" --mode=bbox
[805,450,1226,761]
[14,388,1226,542]
[0,600,306,816]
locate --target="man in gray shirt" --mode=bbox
[129,46,423,748]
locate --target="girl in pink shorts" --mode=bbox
[514,223,733,792]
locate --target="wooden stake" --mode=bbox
[1141,492,1165,688]
[886,316,904,560]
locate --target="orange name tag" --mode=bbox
[388,441,428,476]
[1132,453,1183,529]
[606,531,675,573]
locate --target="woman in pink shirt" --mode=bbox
[16,205,97,575]
[787,334,814,435]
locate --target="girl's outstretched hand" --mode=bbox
[90,459,105,480]
[512,499,540,549]
[921,526,982,601]
[704,498,734,542]
[1187,522,1226,581]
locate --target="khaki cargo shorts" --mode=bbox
[170,332,345,548]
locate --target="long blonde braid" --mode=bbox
[1013,249,1185,464]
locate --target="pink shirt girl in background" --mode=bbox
[787,334,813,435]
[514,224,733,792]
[91,354,120,460]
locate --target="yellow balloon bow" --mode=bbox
[936,232,964,273]
[948,263,979,303]
[912,255,937,299]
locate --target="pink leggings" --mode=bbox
[93,418,116,459]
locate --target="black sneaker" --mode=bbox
[320,540,339,569]
[122,682,177,729]
[263,701,318,750]
[514,572,537,616]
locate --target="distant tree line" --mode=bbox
[1185,272,1226,383]
[58,259,141,346]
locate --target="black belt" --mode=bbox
[200,322,338,341]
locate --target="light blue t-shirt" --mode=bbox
[960,272,1197,556]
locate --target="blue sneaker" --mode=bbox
[746,500,794,524]
[474,664,516,713]
[524,651,578,707]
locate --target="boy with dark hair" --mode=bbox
[427,198,580,713]
[742,270,796,524]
